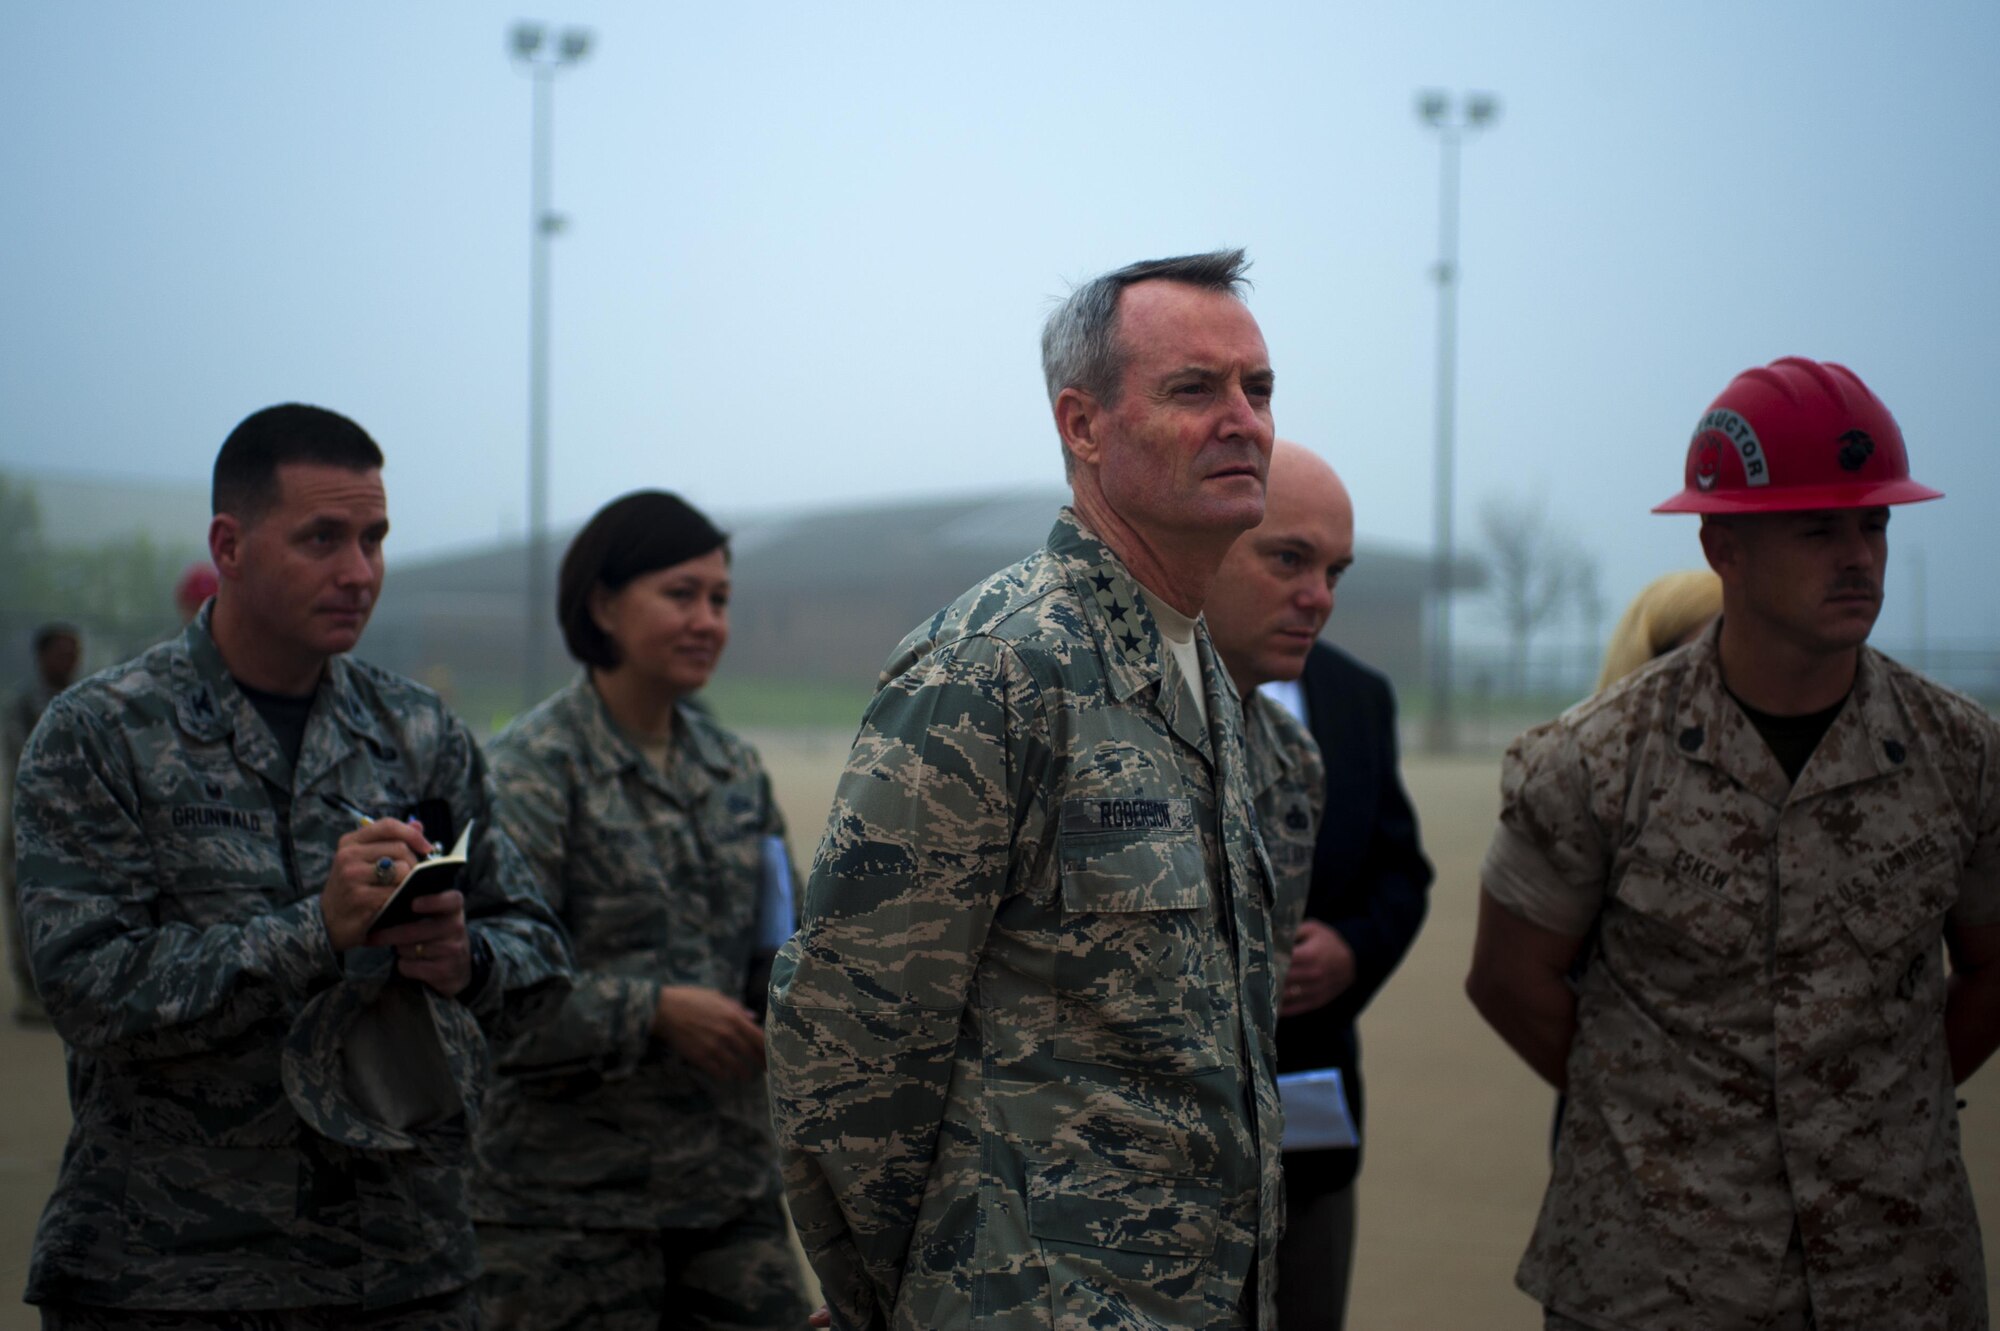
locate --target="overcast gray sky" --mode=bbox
[5,1,1996,654]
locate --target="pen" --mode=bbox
[323,793,447,859]
[320,793,376,827]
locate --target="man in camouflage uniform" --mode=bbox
[768,250,1287,1331]
[1208,443,1432,1331]
[1205,442,1339,967]
[17,404,571,1329]
[5,622,81,1023]
[1467,358,2000,1331]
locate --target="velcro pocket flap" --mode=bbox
[1839,859,1957,955]
[1059,825,1208,915]
[1614,858,1756,957]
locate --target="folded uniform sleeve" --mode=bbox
[1479,718,1608,938]
[18,695,341,1060]
[767,636,1044,1331]
[481,722,656,1079]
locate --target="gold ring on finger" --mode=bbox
[414,942,426,960]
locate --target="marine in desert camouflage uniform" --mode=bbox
[471,490,809,1331]
[17,405,571,1328]
[1468,359,2000,1331]
[768,250,1287,1331]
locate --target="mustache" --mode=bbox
[1829,576,1879,598]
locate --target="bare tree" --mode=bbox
[1478,491,1598,694]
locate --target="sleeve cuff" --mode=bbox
[245,895,344,998]
[1480,824,1601,937]
[606,979,659,1078]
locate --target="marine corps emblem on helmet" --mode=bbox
[1838,429,1874,472]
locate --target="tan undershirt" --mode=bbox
[1140,588,1208,728]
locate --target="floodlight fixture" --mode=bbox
[1413,88,1502,752]
[509,21,594,706]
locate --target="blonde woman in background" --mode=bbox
[1595,569,1722,691]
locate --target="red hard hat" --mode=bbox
[175,561,219,614]
[1653,357,1942,514]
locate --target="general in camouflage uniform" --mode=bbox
[770,250,1288,1331]
[770,510,1285,1331]
[473,678,809,1329]
[18,405,572,1328]
[1468,359,2000,1331]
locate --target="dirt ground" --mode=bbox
[3,740,1996,1327]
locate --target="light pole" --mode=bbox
[510,21,591,709]
[1416,89,1498,754]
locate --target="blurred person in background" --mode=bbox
[472,490,811,1331]
[1206,443,1432,1331]
[5,621,82,1024]
[16,404,571,1329]
[174,561,219,626]
[1467,359,2000,1331]
[1594,569,1721,691]
[769,250,1285,1330]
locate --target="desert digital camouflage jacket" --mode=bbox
[473,678,789,1229]
[768,509,1286,1331]
[1241,691,1324,982]
[16,612,571,1313]
[1482,626,2000,1331]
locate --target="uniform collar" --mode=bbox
[1671,621,1907,807]
[1048,508,1227,762]
[169,604,386,793]
[568,674,731,806]
[1240,691,1308,801]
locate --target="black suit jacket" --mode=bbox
[1275,641,1433,1198]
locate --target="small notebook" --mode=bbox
[366,821,475,933]
[1277,1067,1360,1151]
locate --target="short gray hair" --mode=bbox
[1041,249,1252,474]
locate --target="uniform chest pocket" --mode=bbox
[1612,857,1757,958]
[1838,858,1957,956]
[1053,830,1221,1075]
[152,823,289,923]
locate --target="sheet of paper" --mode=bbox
[1277,1067,1359,1151]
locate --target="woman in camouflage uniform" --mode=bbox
[471,491,810,1331]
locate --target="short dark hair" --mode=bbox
[32,623,79,655]
[1042,248,1253,408]
[1041,249,1253,476]
[212,404,384,522]
[558,491,729,670]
